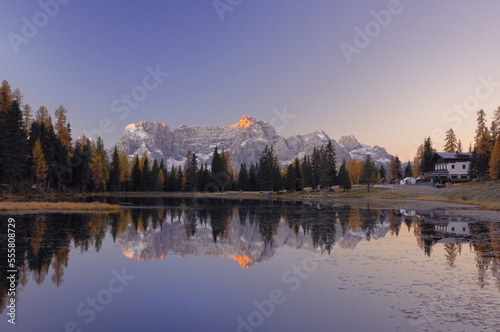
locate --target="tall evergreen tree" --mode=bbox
[131,155,141,191]
[404,162,413,178]
[293,157,302,191]
[360,154,377,192]
[0,100,27,192]
[338,160,352,192]
[379,165,387,182]
[249,163,257,191]
[108,146,121,191]
[490,106,500,146]
[470,109,491,179]
[238,163,249,190]
[420,137,436,173]
[444,128,458,152]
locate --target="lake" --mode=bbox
[1,197,500,332]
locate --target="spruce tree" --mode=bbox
[360,154,377,192]
[0,100,27,192]
[443,128,458,153]
[338,161,352,192]
[108,146,121,191]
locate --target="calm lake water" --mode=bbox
[1,198,500,332]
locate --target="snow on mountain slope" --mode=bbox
[112,115,394,170]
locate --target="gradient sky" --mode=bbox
[1,0,500,161]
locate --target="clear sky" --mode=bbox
[1,0,500,161]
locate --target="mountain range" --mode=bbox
[113,115,393,170]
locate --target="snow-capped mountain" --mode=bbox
[113,115,394,170]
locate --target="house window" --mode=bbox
[463,227,466,231]
[451,227,455,231]
[462,165,466,169]
[452,165,455,169]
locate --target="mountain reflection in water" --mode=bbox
[1,198,500,318]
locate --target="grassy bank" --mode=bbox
[0,201,120,212]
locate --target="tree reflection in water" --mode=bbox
[1,197,500,315]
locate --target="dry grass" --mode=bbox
[0,201,120,212]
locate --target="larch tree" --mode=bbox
[413,144,424,178]
[490,106,500,144]
[0,80,12,118]
[90,154,106,192]
[388,156,402,183]
[471,109,491,179]
[118,152,130,190]
[55,105,71,148]
[489,137,500,180]
[32,139,48,192]
[35,106,51,127]
[444,128,458,152]
[347,159,362,185]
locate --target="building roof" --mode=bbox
[432,152,473,162]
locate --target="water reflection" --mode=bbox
[1,198,500,316]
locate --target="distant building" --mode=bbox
[420,152,473,183]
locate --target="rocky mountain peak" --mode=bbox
[232,115,256,129]
[339,135,363,150]
[113,116,394,171]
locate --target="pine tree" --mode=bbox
[457,139,463,153]
[257,145,280,192]
[108,146,121,191]
[360,154,377,192]
[489,137,500,180]
[238,163,249,190]
[284,163,297,191]
[249,163,257,191]
[0,100,27,192]
[182,151,198,191]
[444,128,458,152]
[151,159,160,191]
[131,155,141,191]
[338,160,352,192]
[301,156,312,188]
[420,137,435,173]
[404,162,413,178]
[379,165,387,182]
[293,157,302,191]
[32,139,48,192]
[321,140,337,187]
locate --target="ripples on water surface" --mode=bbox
[1,198,499,332]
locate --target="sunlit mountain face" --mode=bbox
[112,115,394,170]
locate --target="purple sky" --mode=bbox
[1,0,500,161]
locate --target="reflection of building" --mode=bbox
[434,219,471,244]
[420,152,473,183]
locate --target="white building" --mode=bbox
[421,152,473,183]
